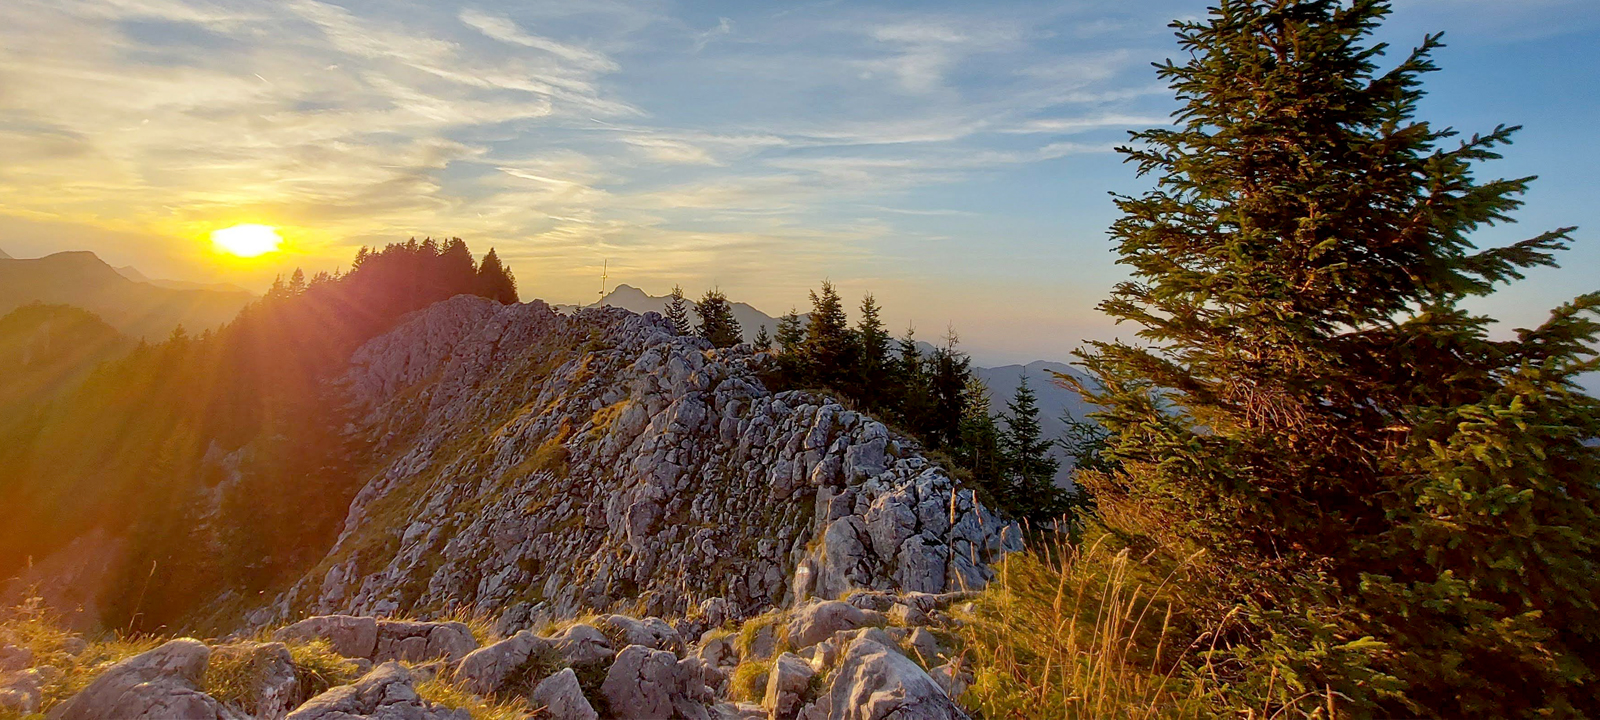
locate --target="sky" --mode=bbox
[0,0,1597,366]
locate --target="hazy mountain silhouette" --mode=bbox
[572,283,802,343]
[114,264,249,294]
[0,251,253,340]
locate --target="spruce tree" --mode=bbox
[803,281,854,387]
[776,309,804,353]
[475,248,519,304]
[956,376,1003,504]
[1073,1,1600,715]
[665,285,693,336]
[926,331,970,450]
[694,289,743,348]
[893,327,934,435]
[997,374,1061,523]
[854,294,891,409]
[753,325,773,351]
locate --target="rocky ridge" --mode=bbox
[247,296,1021,629]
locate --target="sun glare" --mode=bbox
[211,224,283,257]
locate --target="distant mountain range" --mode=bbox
[113,264,249,294]
[0,250,254,341]
[559,283,802,344]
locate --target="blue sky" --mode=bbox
[0,0,1596,365]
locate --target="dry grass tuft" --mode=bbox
[415,675,535,720]
[954,530,1210,720]
[728,659,772,703]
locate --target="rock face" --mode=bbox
[284,662,467,720]
[249,297,1019,630]
[47,639,240,720]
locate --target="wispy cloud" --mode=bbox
[0,0,1182,305]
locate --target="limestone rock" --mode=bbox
[274,615,378,659]
[550,623,615,667]
[455,630,553,695]
[601,645,709,720]
[787,601,884,650]
[374,620,478,663]
[0,671,41,715]
[47,639,240,720]
[602,615,685,654]
[816,637,968,720]
[284,662,468,720]
[0,644,31,673]
[530,668,598,720]
[762,653,815,720]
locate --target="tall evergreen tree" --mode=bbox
[926,331,970,450]
[694,289,743,348]
[853,294,891,409]
[753,325,772,351]
[955,375,1003,503]
[997,374,1061,523]
[475,248,519,304]
[665,285,693,336]
[802,281,854,387]
[893,327,934,435]
[1072,1,1600,715]
[776,309,804,353]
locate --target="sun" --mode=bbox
[210,224,283,257]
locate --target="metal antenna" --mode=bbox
[599,258,608,298]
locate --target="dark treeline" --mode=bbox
[669,280,1083,525]
[0,238,517,631]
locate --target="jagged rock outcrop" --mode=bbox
[284,662,466,720]
[47,639,240,720]
[248,296,1018,630]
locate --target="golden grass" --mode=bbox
[0,598,165,714]
[953,530,1211,720]
[415,675,535,720]
[728,659,772,703]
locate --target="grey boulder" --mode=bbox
[787,601,884,650]
[529,668,598,720]
[454,630,551,695]
[47,639,241,720]
[274,615,379,659]
[601,645,710,720]
[762,653,815,720]
[284,661,469,720]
